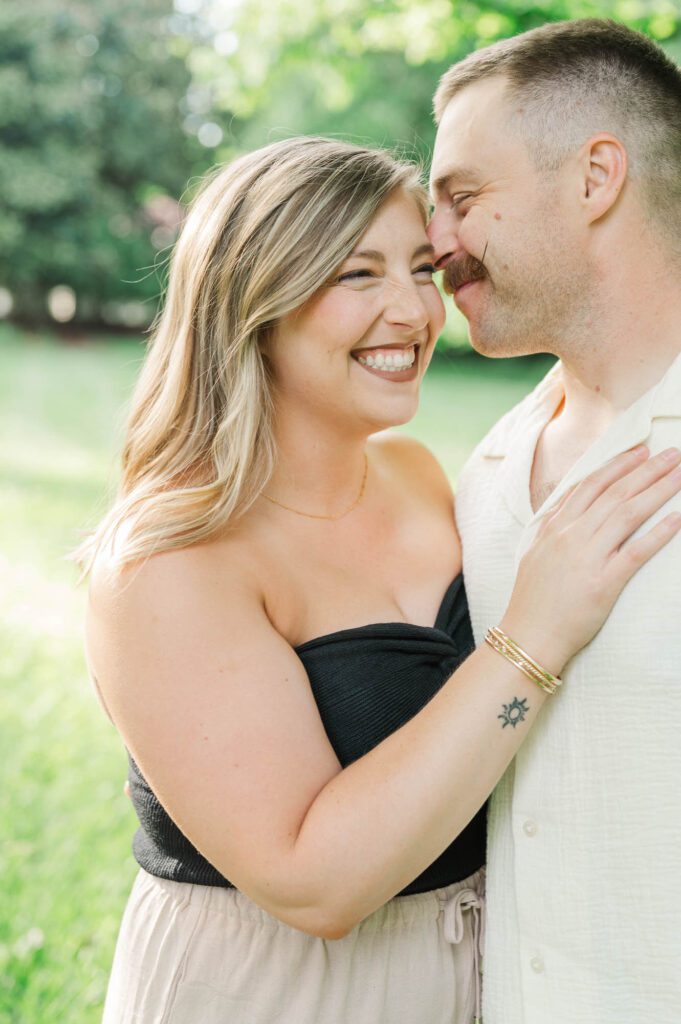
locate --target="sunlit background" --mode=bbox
[1,1,679,1019]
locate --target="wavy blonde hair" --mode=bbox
[74,137,426,575]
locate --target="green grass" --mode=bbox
[0,322,553,1022]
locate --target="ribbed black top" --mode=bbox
[128,573,486,895]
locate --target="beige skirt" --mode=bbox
[103,866,485,1024]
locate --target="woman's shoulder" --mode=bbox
[87,523,261,626]
[368,432,454,505]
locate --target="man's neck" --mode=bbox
[556,253,681,429]
[530,261,681,512]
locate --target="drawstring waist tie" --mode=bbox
[441,884,485,1024]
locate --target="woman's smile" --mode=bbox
[350,343,420,382]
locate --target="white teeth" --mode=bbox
[356,347,416,371]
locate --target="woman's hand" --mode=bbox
[501,445,681,673]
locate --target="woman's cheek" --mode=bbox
[428,287,446,339]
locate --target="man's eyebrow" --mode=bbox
[430,165,482,198]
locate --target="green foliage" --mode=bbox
[2,0,680,325]
[0,0,201,322]
[194,0,681,161]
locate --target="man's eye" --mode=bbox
[450,193,473,212]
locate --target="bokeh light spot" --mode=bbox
[47,286,77,323]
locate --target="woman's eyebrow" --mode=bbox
[348,248,385,261]
[348,243,435,261]
[413,243,436,259]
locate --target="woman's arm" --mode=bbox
[87,446,681,939]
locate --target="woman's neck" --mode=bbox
[267,410,370,519]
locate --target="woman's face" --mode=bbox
[268,188,445,436]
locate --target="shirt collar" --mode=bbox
[479,360,564,459]
[481,348,681,527]
[540,349,681,517]
[481,350,681,461]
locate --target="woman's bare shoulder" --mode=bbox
[87,525,261,624]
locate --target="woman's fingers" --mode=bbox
[510,446,681,667]
[551,447,681,531]
[595,463,681,553]
[582,448,681,535]
[551,444,650,520]
[607,511,681,586]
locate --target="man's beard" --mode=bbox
[442,248,488,295]
[447,239,594,359]
[441,239,553,356]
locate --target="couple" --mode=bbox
[82,18,681,1024]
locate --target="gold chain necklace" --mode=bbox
[262,452,369,521]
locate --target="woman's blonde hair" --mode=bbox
[74,136,426,575]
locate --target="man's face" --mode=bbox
[429,75,592,357]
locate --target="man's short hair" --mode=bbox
[434,19,681,243]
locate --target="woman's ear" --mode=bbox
[579,133,628,223]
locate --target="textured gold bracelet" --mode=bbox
[485,626,563,695]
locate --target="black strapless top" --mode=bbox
[128,573,486,895]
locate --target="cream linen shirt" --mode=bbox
[455,351,681,1024]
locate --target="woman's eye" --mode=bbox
[336,269,375,283]
[414,263,436,278]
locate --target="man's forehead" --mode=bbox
[430,78,517,195]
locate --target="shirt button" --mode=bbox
[522,819,538,837]
[530,955,544,973]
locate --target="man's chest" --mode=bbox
[528,413,600,514]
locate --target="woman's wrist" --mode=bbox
[485,626,563,695]
[495,614,570,679]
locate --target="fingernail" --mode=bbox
[633,444,649,456]
[661,447,681,461]
[669,466,681,480]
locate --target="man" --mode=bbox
[428,19,681,1024]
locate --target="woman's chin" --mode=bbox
[359,396,421,434]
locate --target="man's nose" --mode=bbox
[427,207,460,270]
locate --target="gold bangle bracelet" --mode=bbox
[484,626,563,695]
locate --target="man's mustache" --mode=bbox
[442,245,489,295]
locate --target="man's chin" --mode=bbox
[466,325,508,358]
[466,327,531,359]
[466,335,509,360]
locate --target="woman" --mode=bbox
[79,137,681,1024]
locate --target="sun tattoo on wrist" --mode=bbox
[498,697,530,729]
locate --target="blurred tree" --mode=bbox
[1,0,679,328]
[193,0,681,162]
[0,0,203,324]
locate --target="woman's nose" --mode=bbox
[383,278,429,330]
